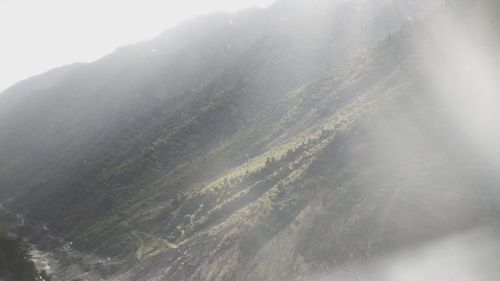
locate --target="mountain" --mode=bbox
[1,0,500,280]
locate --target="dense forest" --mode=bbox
[0,222,46,281]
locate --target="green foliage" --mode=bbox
[6,3,499,277]
[0,223,40,281]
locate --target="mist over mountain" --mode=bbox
[1,0,500,280]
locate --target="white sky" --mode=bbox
[0,0,276,93]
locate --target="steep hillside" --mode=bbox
[112,1,500,279]
[2,0,426,250]
[0,8,269,199]
[0,0,433,198]
[2,0,500,280]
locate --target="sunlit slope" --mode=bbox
[0,0,426,256]
[104,26,418,280]
[0,0,401,200]
[117,1,500,280]
[2,0,500,280]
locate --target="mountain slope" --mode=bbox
[2,0,426,251]
[2,0,500,280]
[115,1,500,280]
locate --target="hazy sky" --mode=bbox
[0,0,276,93]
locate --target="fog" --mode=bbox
[1,0,500,280]
[308,3,500,280]
[417,3,500,165]
[0,0,276,93]
[313,227,500,281]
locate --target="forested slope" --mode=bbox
[2,0,500,280]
